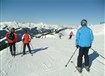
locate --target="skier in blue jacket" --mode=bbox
[76,19,94,72]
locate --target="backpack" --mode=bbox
[8,32,15,40]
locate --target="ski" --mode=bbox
[76,66,82,73]
[21,54,24,57]
[31,53,33,56]
[21,53,26,57]
[71,61,84,76]
[82,68,90,76]
[84,67,90,72]
[21,53,33,57]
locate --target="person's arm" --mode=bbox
[14,33,18,42]
[6,33,9,39]
[29,34,31,42]
[72,32,74,36]
[90,30,94,45]
[22,34,25,42]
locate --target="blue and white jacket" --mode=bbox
[76,26,94,47]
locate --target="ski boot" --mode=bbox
[76,66,82,73]
[85,66,90,72]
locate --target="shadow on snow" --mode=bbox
[16,47,48,56]
[89,50,99,67]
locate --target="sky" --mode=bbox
[0,0,105,25]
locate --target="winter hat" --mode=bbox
[11,28,15,30]
[10,28,15,32]
[81,19,87,26]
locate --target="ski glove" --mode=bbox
[89,46,91,48]
[76,45,79,48]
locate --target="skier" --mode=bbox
[69,31,73,39]
[59,33,63,39]
[22,30,32,55]
[6,28,17,56]
[75,19,94,73]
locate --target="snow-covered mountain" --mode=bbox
[0,21,64,30]
[0,21,66,45]
[0,23,104,76]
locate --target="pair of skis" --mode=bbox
[21,52,33,57]
[71,61,90,76]
[71,61,89,73]
[65,60,89,76]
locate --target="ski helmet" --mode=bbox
[81,19,87,26]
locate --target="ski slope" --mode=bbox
[0,24,105,76]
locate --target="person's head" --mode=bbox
[11,28,15,33]
[81,19,87,26]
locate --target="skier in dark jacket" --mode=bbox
[6,28,18,56]
[59,33,63,39]
[75,19,94,72]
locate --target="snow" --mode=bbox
[0,37,6,42]
[0,23,105,76]
[89,24,105,35]
[41,34,56,38]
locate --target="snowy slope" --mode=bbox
[0,24,105,76]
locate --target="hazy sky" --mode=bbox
[1,0,104,25]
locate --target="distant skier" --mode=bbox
[22,30,32,55]
[59,33,63,39]
[69,31,73,39]
[75,19,94,73]
[6,28,17,56]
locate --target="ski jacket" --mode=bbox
[22,33,31,44]
[70,32,73,36]
[6,32,17,43]
[76,26,94,47]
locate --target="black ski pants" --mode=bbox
[9,42,16,56]
[69,35,72,39]
[23,43,31,54]
[77,47,89,67]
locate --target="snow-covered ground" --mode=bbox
[0,24,105,76]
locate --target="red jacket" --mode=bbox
[6,32,17,43]
[22,33,31,44]
[70,32,73,36]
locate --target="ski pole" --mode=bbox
[16,43,18,54]
[30,43,34,50]
[65,48,78,67]
[91,48,105,59]
[6,43,9,55]
[21,42,23,53]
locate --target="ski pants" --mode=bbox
[23,43,31,54]
[9,42,16,56]
[77,47,89,67]
[69,35,72,39]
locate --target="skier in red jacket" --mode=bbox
[22,30,32,55]
[69,31,73,39]
[6,28,17,56]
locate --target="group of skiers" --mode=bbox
[59,19,94,73]
[6,28,32,56]
[5,19,94,73]
[59,31,74,39]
